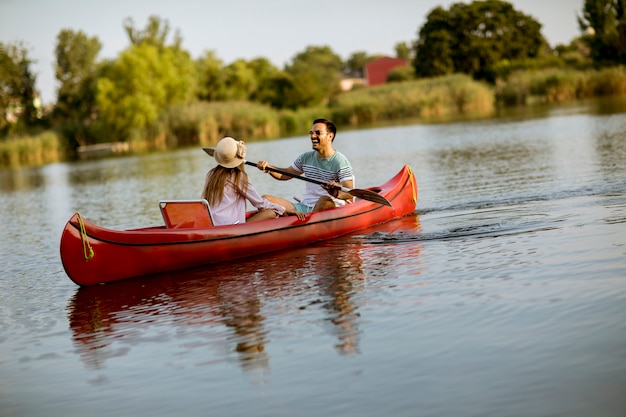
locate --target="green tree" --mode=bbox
[414,0,547,81]
[578,0,626,66]
[0,42,39,135]
[195,50,226,101]
[255,71,297,109]
[413,6,456,77]
[54,29,102,146]
[96,16,196,140]
[195,55,282,105]
[395,42,412,61]
[247,57,283,104]
[554,38,592,67]
[221,59,257,101]
[345,51,371,78]
[284,45,344,108]
[123,15,181,49]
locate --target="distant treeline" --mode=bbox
[2,68,626,169]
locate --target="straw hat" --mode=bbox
[213,137,246,168]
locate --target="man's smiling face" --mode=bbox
[309,122,331,150]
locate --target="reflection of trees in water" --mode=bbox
[217,277,269,373]
[313,214,422,355]
[314,249,366,355]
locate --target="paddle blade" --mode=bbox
[346,188,392,207]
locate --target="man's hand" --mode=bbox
[322,181,342,198]
[257,160,269,172]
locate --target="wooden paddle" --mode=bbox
[203,147,392,207]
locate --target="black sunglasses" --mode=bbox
[308,130,328,136]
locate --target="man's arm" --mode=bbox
[339,179,355,201]
[324,179,355,202]
[257,160,301,181]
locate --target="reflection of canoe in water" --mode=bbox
[60,165,418,286]
[67,246,373,369]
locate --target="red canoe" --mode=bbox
[60,165,418,286]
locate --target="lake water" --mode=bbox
[1,97,625,417]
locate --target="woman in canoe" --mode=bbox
[202,137,305,225]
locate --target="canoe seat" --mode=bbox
[159,199,214,229]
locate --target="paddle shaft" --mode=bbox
[246,161,342,188]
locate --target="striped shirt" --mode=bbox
[292,150,355,207]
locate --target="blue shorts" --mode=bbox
[293,202,315,213]
[293,198,345,213]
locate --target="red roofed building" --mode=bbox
[364,57,409,86]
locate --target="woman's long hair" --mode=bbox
[202,164,249,206]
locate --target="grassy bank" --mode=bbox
[329,74,494,125]
[496,66,626,105]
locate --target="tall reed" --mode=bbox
[496,66,626,105]
[160,101,281,149]
[329,74,495,126]
[0,131,64,168]
[590,66,626,95]
[278,106,332,138]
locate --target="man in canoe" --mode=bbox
[256,118,355,213]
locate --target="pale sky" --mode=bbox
[1,0,584,104]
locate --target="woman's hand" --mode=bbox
[285,209,306,221]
